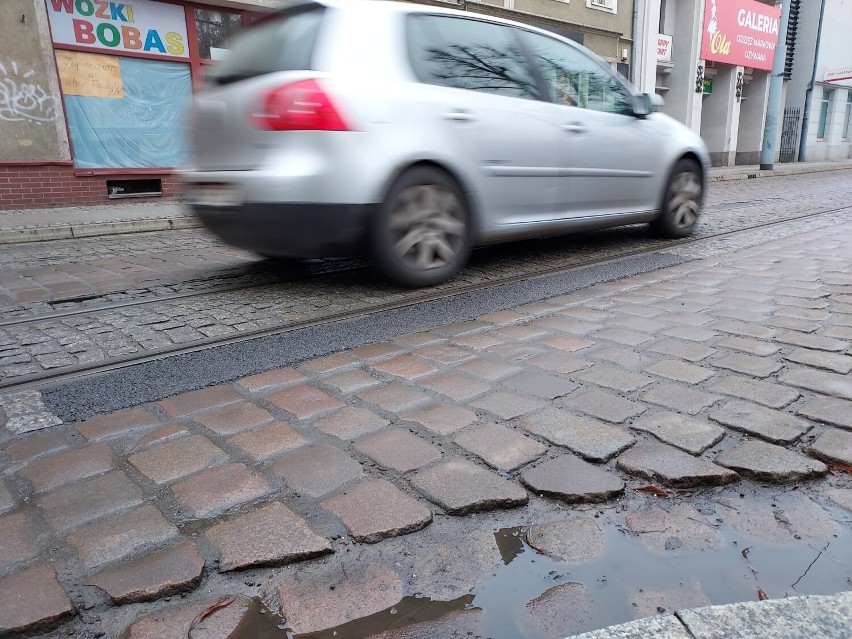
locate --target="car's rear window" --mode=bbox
[207,4,325,86]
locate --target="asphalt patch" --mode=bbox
[42,251,687,423]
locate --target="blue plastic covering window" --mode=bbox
[64,57,191,169]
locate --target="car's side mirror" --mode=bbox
[642,92,665,113]
[632,93,664,117]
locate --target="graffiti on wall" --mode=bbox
[0,60,59,123]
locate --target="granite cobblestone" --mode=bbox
[2,192,852,636]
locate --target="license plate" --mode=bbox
[189,183,243,207]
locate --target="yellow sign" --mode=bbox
[56,51,123,99]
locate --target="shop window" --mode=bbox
[195,8,244,60]
[587,0,617,13]
[817,88,833,140]
[62,55,192,169]
[844,93,852,141]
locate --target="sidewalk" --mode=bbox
[1,160,852,245]
[1,217,850,637]
[568,591,852,639]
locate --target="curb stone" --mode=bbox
[562,591,852,639]
[0,216,202,244]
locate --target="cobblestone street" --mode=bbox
[1,170,851,387]
[1,207,850,637]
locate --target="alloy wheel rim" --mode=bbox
[668,172,702,229]
[389,184,466,271]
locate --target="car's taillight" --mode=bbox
[250,79,350,131]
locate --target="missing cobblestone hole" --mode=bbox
[47,294,105,307]
[107,179,163,199]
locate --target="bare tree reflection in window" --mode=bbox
[423,43,538,99]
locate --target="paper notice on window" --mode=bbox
[56,51,123,99]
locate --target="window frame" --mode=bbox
[192,6,247,62]
[183,2,255,90]
[843,92,852,141]
[586,0,617,14]
[817,88,833,140]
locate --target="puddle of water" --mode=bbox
[230,521,852,639]
[229,593,475,639]
[481,522,852,639]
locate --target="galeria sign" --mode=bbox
[46,0,189,59]
[700,0,780,71]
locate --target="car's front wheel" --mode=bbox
[370,167,472,288]
[651,158,703,238]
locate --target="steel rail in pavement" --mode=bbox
[1,203,849,393]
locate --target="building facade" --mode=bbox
[633,0,785,166]
[784,0,852,161]
[1,0,291,210]
[450,0,635,73]
[0,0,636,210]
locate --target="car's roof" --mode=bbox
[275,0,619,79]
[313,0,482,18]
[302,0,565,35]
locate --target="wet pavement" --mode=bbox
[1,212,851,637]
[1,170,851,389]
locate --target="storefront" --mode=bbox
[697,0,779,166]
[0,0,262,209]
[633,0,781,167]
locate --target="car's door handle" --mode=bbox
[562,123,587,134]
[444,109,476,122]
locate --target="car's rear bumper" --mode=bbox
[192,202,373,258]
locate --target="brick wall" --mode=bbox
[0,165,181,211]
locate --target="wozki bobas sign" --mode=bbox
[701,0,781,71]
[46,0,189,59]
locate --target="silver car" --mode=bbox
[183,0,709,287]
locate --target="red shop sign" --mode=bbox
[700,0,781,71]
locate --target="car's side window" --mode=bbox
[520,31,633,115]
[407,15,539,101]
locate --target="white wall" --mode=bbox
[700,65,741,166]
[737,70,771,165]
[814,0,852,84]
[634,0,662,93]
[804,85,852,160]
[663,0,704,132]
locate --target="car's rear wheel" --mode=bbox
[651,159,703,238]
[370,167,472,288]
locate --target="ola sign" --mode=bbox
[700,0,780,71]
[46,0,189,58]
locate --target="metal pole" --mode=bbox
[759,0,791,170]
[798,0,827,162]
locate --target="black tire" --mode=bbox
[370,167,472,288]
[650,158,704,238]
